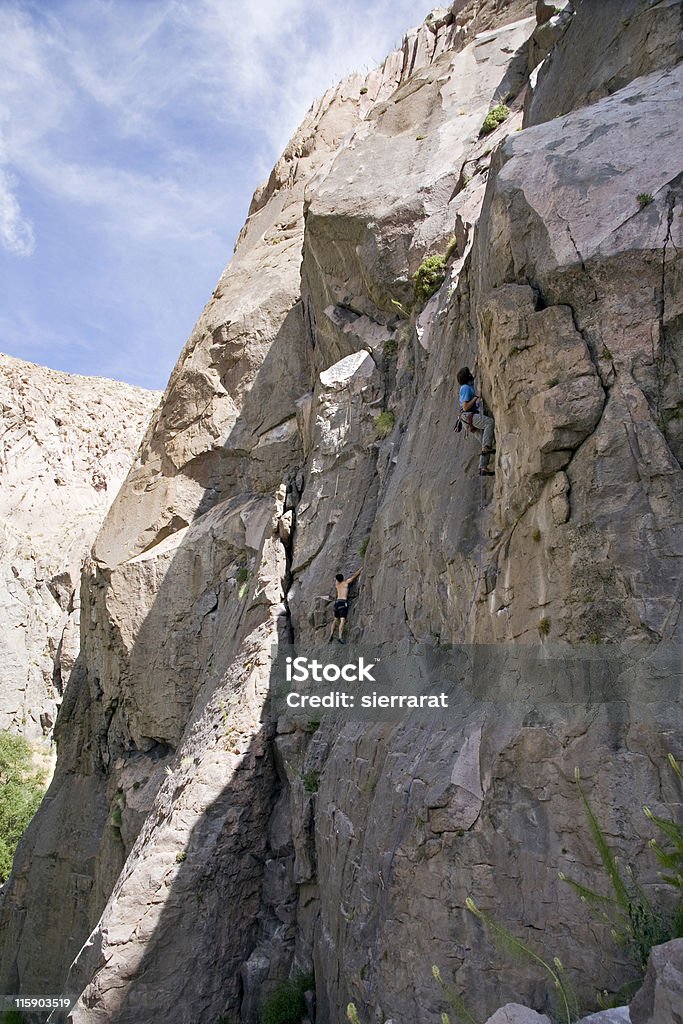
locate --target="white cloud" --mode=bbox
[178,0,435,156]
[0,167,34,256]
[0,0,436,253]
[0,0,436,385]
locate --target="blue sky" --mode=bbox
[0,0,434,390]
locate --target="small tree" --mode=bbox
[0,730,47,882]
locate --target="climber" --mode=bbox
[328,567,362,644]
[456,366,495,476]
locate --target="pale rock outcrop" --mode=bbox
[0,2,681,1023]
[577,1010,630,1024]
[487,1004,631,1023]
[0,354,159,741]
[484,1006,551,1024]
[630,937,683,1024]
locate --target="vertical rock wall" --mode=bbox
[0,2,680,1023]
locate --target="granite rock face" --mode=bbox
[525,0,682,127]
[484,1007,551,1024]
[630,937,683,1024]
[0,354,160,741]
[0,2,681,1024]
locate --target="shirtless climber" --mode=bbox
[456,366,495,476]
[328,567,362,644]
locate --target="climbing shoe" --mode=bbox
[481,447,496,455]
[337,637,346,645]
[479,468,495,477]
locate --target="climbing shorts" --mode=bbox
[334,599,349,619]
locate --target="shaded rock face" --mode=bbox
[0,3,681,1024]
[0,354,160,741]
[525,0,683,127]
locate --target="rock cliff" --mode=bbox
[0,2,680,1023]
[0,355,160,742]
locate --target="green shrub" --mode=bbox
[412,254,446,304]
[375,411,395,438]
[637,193,653,208]
[303,771,319,793]
[0,731,47,882]
[538,617,551,637]
[480,104,509,136]
[532,528,541,543]
[359,87,368,95]
[547,377,560,388]
[261,973,314,1024]
[359,537,370,559]
[236,567,249,585]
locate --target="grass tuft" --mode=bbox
[303,771,319,793]
[376,411,395,438]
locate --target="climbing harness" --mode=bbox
[454,409,478,435]
[454,395,485,437]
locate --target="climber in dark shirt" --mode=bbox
[329,568,361,644]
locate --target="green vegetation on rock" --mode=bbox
[479,104,509,136]
[431,761,683,1024]
[375,410,395,438]
[2,1011,28,1024]
[412,254,446,304]
[261,973,314,1024]
[561,762,683,999]
[0,730,48,882]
